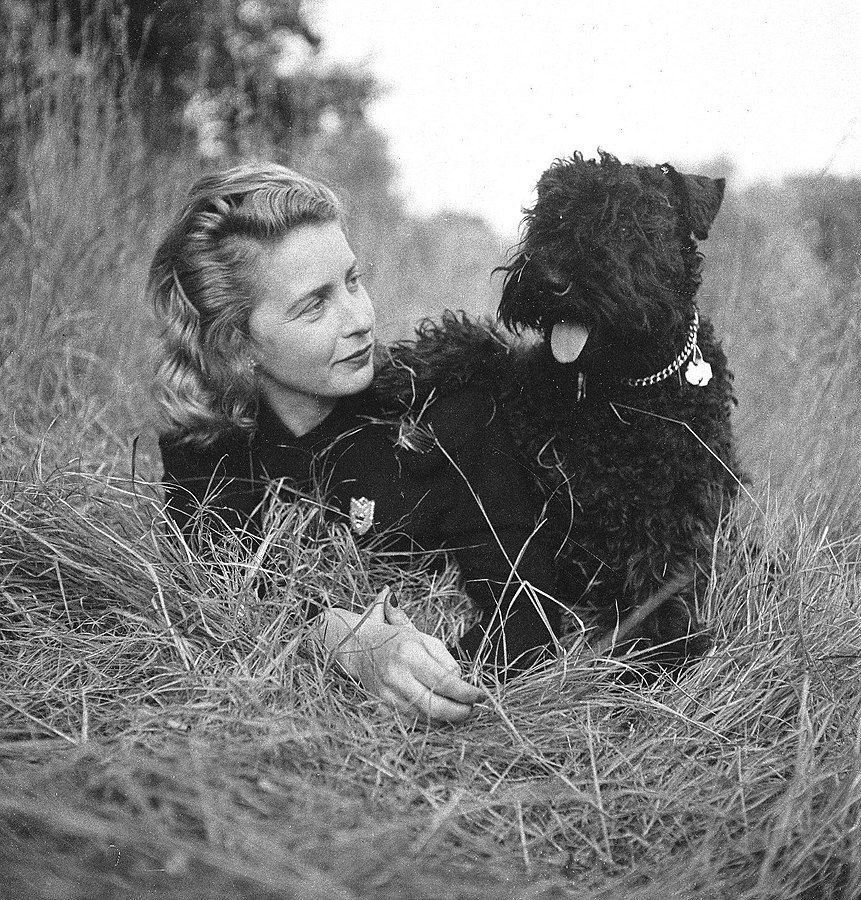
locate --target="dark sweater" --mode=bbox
[159,385,561,674]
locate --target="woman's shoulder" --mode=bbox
[159,426,251,480]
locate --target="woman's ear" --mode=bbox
[235,339,259,377]
[222,327,258,379]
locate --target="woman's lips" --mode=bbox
[338,343,373,365]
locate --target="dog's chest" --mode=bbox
[503,384,716,493]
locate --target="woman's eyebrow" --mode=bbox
[291,278,334,310]
[290,259,358,310]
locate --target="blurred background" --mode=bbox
[1,0,859,502]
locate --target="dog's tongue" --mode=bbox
[550,321,590,363]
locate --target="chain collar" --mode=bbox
[616,309,700,388]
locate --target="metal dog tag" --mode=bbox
[685,344,713,386]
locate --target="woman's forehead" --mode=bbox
[256,221,354,300]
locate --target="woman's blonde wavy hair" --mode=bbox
[149,162,341,446]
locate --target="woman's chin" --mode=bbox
[337,359,375,396]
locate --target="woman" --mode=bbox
[151,163,562,724]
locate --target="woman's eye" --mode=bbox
[346,270,363,292]
[303,295,326,316]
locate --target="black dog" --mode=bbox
[378,151,742,668]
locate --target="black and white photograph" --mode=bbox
[2,1,860,897]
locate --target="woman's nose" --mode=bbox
[342,288,375,336]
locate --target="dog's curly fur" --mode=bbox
[375,152,743,667]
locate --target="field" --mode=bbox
[1,29,860,900]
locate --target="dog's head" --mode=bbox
[498,151,724,377]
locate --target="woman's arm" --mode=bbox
[159,433,264,539]
[316,588,484,722]
[161,431,485,720]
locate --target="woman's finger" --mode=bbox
[383,591,417,630]
[417,632,459,669]
[375,685,416,720]
[414,631,475,681]
[403,641,484,706]
[391,671,475,723]
[419,664,485,706]
[363,586,390,624]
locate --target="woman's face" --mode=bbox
[246,221,376,406]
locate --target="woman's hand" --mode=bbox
[319,587,483,723]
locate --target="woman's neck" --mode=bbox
[260,382,337,438]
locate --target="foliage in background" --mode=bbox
[698,178,861,519]
[1,0,378,158]
[1,4,860,899]
[793,175,861,299]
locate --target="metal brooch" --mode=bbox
[349,497,375,535]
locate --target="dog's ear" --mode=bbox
[663,165,726,240]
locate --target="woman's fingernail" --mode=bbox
[390,596,399,608]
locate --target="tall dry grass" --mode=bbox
[1,13,860,900]
[700,188,861,526]
[0,9,197,465]
[2,458,859,898]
